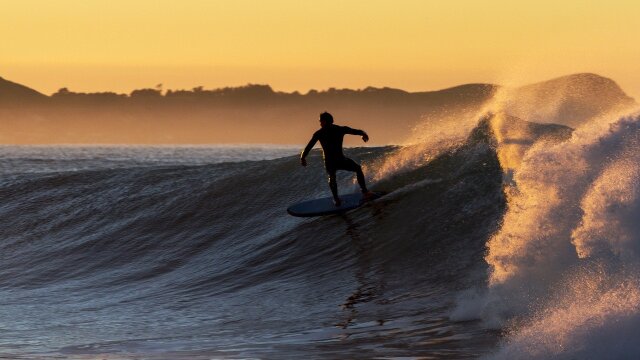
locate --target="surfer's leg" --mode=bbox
[342,158,368,193]
[327,168,341,206]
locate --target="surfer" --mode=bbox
[300,112,373,206]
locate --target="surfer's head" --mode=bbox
[319,112,333,127]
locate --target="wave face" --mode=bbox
[0,139,505,359]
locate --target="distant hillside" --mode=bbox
[0,73,635,144]
[0,81,497,144]
[0,77,47,103]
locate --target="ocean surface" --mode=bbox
[1,108,639,359]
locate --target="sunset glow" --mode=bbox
[2,0,639,96]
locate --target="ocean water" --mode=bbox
[1,108,639,359]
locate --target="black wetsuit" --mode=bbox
[301,124,368,199]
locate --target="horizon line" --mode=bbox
[1,72,616,98]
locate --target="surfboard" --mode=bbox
[287,191,386,217]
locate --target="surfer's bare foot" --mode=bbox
[334,198,342,207]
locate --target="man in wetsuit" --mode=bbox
[300,112,372,206]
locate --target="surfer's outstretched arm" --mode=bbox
[343,126,369,142]
[300,134,318,166]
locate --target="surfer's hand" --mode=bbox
[362,133,369,142]
[300,158,307,167]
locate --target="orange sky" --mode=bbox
[2,0,639,98]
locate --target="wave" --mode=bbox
[0,115,514,357]
[3,103,639,358]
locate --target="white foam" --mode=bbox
[463,109,640,358]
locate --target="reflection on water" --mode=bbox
[337,215,387,331]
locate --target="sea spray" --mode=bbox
[488,264,640,360]
[367,79,587,185]
[467,110,640,358]
[367,106,493,183]
[571,140,640,261]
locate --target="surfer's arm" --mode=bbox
[343,126,369,142]
[300,134,318,166]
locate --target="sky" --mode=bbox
[2,0,639,98]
